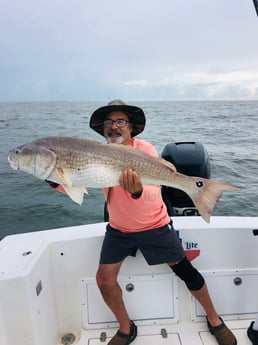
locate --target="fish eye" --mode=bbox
[15,149,20,155]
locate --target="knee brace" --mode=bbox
[171,257,204,291]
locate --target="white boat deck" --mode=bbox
[71,319,251,344]
[0,216,257,345]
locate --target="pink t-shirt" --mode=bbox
[103,138,170,232]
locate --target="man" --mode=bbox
[89,100,237,345]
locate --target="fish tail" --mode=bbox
[184,177,240,223]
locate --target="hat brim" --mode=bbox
[89,104,146,137]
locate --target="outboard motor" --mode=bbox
[161,142,210,217]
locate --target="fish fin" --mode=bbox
[62,185,85,205]
[84,187,89,195]
[55,167,73,187]
[185,176,240,223]
[156,156,177,172]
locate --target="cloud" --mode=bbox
[118,68,258,100]
[0,0,258,101]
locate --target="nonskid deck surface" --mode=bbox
[75,320,253,345]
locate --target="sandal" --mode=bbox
[207,317,237,345]
[108,321,137,345]
[247,321,258,345]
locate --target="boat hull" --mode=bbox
[0,216,257,345]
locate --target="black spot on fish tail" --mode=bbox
[196,181,204,188]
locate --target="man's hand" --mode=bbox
[119,169,143,198]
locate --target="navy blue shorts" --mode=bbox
[99,221,185,265]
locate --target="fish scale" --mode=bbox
[8,136,240,223]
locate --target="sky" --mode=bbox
[0,0,258,102]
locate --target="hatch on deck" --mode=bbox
[82,273,179,329]
[192,269,258,321]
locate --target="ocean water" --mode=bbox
[0,101,257,240]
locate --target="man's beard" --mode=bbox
[106,129,125,144]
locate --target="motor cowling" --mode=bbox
[161,142,210,217]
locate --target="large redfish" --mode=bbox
[8,136,239,223]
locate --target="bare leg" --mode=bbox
[96,262,131,334]
[169,260,236,344]
[168,260,221,327]
[190,282,221,326]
